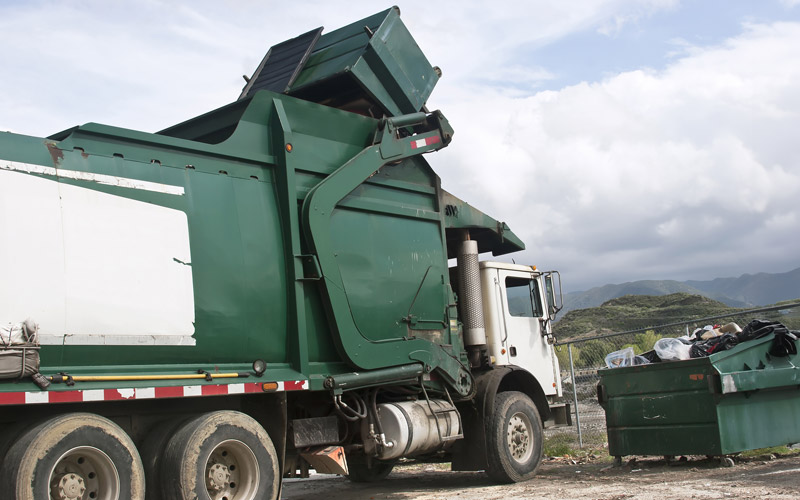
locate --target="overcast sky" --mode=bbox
[1,0,799,292]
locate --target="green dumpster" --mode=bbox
[597,333,800,458]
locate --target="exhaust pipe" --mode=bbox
[457,239,489,368]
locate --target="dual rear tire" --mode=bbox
[0,410,279,500]
[159,411,279,500]
[0,413,144,500]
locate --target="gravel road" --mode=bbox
[282,454,800,500]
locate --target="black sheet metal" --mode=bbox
[239,27,323,99]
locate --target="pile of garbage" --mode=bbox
[605,319,798,368]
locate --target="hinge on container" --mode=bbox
[296,254,322,280]
[401,314,418,326]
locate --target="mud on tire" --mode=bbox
[0,412,145,500]
[485,391,544,483]
[160,410,279,500]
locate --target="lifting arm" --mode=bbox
[300,111,472,397]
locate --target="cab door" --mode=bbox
[498,270,558,396]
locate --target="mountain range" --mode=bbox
[558,267,800,317]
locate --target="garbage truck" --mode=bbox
[0,7,568,500]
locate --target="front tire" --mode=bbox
[160,411,279,500]
[0,413,145,500]
[485,391,543,483]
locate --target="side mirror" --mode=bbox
[544,271,563,321]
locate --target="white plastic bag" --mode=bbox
[605,347,649,368]
[654,337,691,361]
[605,347,634,368]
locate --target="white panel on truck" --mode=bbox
[0,163,195,346]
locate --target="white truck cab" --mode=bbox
[480,262,563,398]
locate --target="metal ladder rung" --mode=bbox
[434,404,464,441]
[420,381,464,442]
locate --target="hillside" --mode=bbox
[554,293,738,340]
[685,267,800,307]
[560,267,800,316]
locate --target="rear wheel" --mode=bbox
[140,417,187,500]
[346,456,395,483]
[160,411,279,500]
[485,391,543,483]
[0,413,145,500]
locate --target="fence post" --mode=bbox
[568,343,583,448]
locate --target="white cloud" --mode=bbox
[597,0,679,36]
[434,21,800,289]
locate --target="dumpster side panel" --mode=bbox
[718,389,800,454]
[601,361,722,457]
[605,391,718,428]
[607,423,723,457]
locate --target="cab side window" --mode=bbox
[505,277,543,318]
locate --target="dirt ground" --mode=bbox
[282,453,800,500]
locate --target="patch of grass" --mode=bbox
[739,445,800,458]
[544,437,575,457]
[543,433,610,460]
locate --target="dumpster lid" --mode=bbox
[239,27,323,99]
[239,7,439,117]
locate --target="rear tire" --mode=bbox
[346,456,395,483]
[0,412,145,500]
[160,411,279,500]
[485,391,543,483]
[140,417,187,500]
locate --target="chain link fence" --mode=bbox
[544,301,800,451]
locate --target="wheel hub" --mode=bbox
[507,413,533,462]
[207,462,231,491]
[48,446,121,500]
[204,439,260,500]
[52,473,86,500]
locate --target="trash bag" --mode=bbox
[654,338,691,361]
[770,329,798,357]
[640,349,661,363]
[739,319,781,342]
[689,333,739,358]
[604,347,649,368]
[739,319,799,357]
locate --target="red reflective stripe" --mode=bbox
[0,392,26,405]
[49,391,83,403]
[410,135,441,149]
[201,384,228,396]
[154,386,184,399]
[0,379,309,406]
[284,380,305,391]
[104,389,125,401]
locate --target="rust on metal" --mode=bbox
[45,141,64,165]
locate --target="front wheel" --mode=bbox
[485,391,543,483]
[0,413,145,500]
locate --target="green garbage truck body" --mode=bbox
[0,9,567,499]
